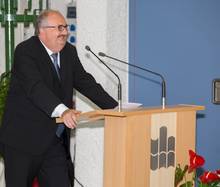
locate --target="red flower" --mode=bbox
[32,177,40,187]
[216,170,220,175]
[200,171,220,184]
[188,150,205,172]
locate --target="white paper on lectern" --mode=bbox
[115,102,142,110]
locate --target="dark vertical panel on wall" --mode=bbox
[129,0,220,170]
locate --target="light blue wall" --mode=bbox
[129,0,220,170]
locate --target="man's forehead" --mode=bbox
[47,13,66,24]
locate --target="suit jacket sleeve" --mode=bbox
[72,47,118,109]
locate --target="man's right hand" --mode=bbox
[61,109,81,129]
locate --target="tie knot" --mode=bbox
[51,53,58,62]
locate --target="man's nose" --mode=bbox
[61,28,68,34]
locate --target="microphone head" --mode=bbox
[98,52,106,57]
[85,45,91,51]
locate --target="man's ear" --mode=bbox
[39,28,44,34]
[38,28,45,39]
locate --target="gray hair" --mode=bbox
[34,9,61,36]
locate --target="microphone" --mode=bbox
[98,52,166,109]
[85,46,122,112]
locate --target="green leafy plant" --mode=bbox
[0,72,10,125]
[175,150,220,187]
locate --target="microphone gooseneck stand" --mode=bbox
[98,52,166,109]
[85,46,122,111]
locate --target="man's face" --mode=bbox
[39,12,69,52]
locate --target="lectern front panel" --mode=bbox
[102,106,199,187]
[150,112,176,187]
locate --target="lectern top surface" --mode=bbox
[56,104,205,123]
[85,104,205,117]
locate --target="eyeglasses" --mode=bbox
[42,24,69,32]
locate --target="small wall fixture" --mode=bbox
[212,79,220,104]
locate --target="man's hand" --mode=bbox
[61,109,81,129]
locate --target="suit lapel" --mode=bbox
[43,54,58,82]
[36,38,60,84]
[59,49,68,86]
[34,36,68,89]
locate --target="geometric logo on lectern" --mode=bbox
[150,126,175,170]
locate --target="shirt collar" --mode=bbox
[40,39,60,65]
[40,40,54,56]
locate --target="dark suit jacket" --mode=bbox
[0,36,118,155]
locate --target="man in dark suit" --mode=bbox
[0,9,117,187]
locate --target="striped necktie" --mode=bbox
[51,53,65,137]
[51,53,60,80]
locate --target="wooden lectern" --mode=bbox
[57,104,204,187]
